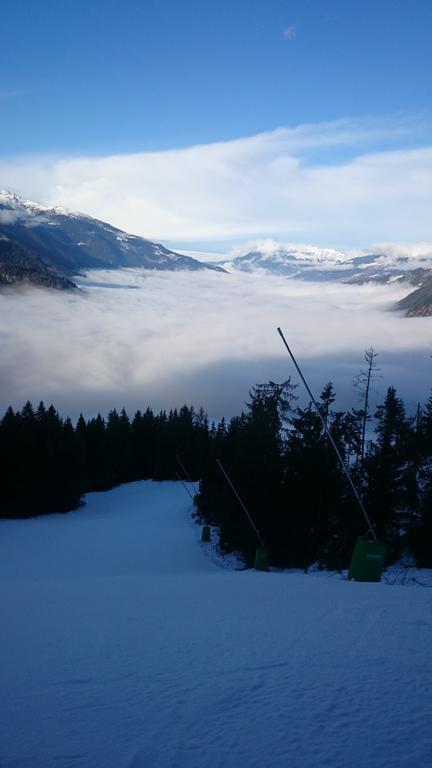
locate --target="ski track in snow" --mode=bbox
[1,481,431,768]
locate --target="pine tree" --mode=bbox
[421,391,432,457]
[318,382,336,428]
[411,474,432,566]
[365,387,412,549]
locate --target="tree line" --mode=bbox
[197,379,432,570]
[1,365,431,569]
[0,403,209,518]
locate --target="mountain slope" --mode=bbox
[0,191,225,275]
[395,275,432,316]
[0,236,77,291]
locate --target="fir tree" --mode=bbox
[365,387,412,550]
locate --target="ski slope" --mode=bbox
[1,481,431,768]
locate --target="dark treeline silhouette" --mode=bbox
[1,381,431,569]
[0,402,210,519]
[196,381,432,570]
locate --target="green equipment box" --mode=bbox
[254,547,269,571]
[348,537,386,582]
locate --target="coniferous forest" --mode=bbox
[1,370,431,570]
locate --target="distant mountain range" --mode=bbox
[1,193,431,316]
[223,242,432,287]
[0,191,225,290]
[221,241,432,316]
[224,244,347,276]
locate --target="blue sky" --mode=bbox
[1,0,432,248]
[2,0,431,154]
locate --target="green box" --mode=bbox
[348,537,386,582]
[201,525,211,542]
[254,547,269,571]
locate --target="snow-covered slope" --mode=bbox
[0,191,225,275]
[1,480,431,768]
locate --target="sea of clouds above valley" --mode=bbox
[1,269,431,422]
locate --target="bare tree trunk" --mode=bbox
[359,348,379,472]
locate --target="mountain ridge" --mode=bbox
[222,240,432,288]
[0,191,226,289]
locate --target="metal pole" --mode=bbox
[176,454,198,496]
[277,327,377,541]
[216,458,266,548]
[175,471,195,503]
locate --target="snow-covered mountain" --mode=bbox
[224,239,432,286]
[0,191,225,278]
[225,241,347,276]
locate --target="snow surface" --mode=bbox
[1,480,431,768]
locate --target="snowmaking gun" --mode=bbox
[277,327,386,582]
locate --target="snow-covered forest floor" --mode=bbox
[1,481,431,768]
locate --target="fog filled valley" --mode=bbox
[1,266,431,422]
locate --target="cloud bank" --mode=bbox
[0,270,431,421]
[0,116,431,246]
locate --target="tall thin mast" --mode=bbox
[175,471,195,503]
[277,327,377,541]
[216,458,266,548]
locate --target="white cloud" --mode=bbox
[370,241,432,260]
[0,269,430,421]
[0,116,431,246]
[0,210,21,225]
[282,24,297,40]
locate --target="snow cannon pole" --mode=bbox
[175,471,195,503]
[277,327,377,542]
[176,454,198,496]
[216,458,266,549]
